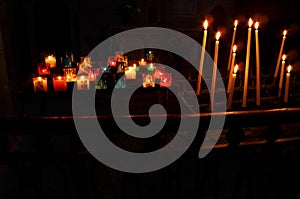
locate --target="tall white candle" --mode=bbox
[284,65,292,104]
[210,31,221,111]
[255,22,261,106]
[274,30,287,80]
[227,20,238,71]
[227,64,238,109]
[278,54,287,98]
[227,45,237,93]
[242,18,253,107]
[196,20,208,95]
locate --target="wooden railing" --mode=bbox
[2,92,300,199]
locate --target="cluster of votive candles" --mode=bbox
[196,18,293,109]
[33,55,100,92]
[32,72,94,92]
[125,61,172,88]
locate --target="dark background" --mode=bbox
[1,1,300,199]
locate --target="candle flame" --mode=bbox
[203,20,208,30]
[248,18,253,27]
[282,54,287,61]
[283,30,287,36]
[133,63,137,67]
[47,55,55,60]
[216,31,221,40]
[234,64,239,74]
[233,45,237,53]
[234,20,238,28]
[255,22,259,30]
[38,77,42,81]
[288,65,292,73]
[80,75,85,80]
[57,76,62,80]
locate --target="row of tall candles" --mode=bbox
[197,18,293,109]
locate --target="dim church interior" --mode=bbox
[1,1,300,199]
[1,0,300,117]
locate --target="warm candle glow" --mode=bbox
[233,45,237,53]
[255,22,259,30]
[234,20,238,28]
[248,18,253,27]
[80,75,85,80]
[274,29,288,80]
[282,54,287,61]
[47,55,54,61]
[287,65,292,73]
[216,31,221,40]
[234,64,238,74]
[196,18,209,95]
[227,64,238,109]
[38,77,42,81]
[203,20,208,30]
[45,55,56,68]
[133,63,137,67]
[57,76,62,80]
[243,18,253,107]
[284,64,292,103]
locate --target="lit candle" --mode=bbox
[278,54,287,98]
[38,63,50,75]
[274,30,287,80]
[148,63,155,72]
[53,76,67,91]
[32,76,48,92]
[210,31,221,111]
[87,68,96,81]
[139,58,147,66]
[196,19,208,95]
[284,65,292,104]
[227,20,238,71]
[255,22,261,106]
[125,65,137,79]
[110,61,116,67]
[227,45,237,94]
[227,64,238,109]
[142,74,155,88]
[160,73,172,87]
[242,18,253,107]
[44,55,56,68]
[77,75,90,90]
[64,68,77,82]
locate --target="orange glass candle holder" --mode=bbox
[32,77,48,92]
